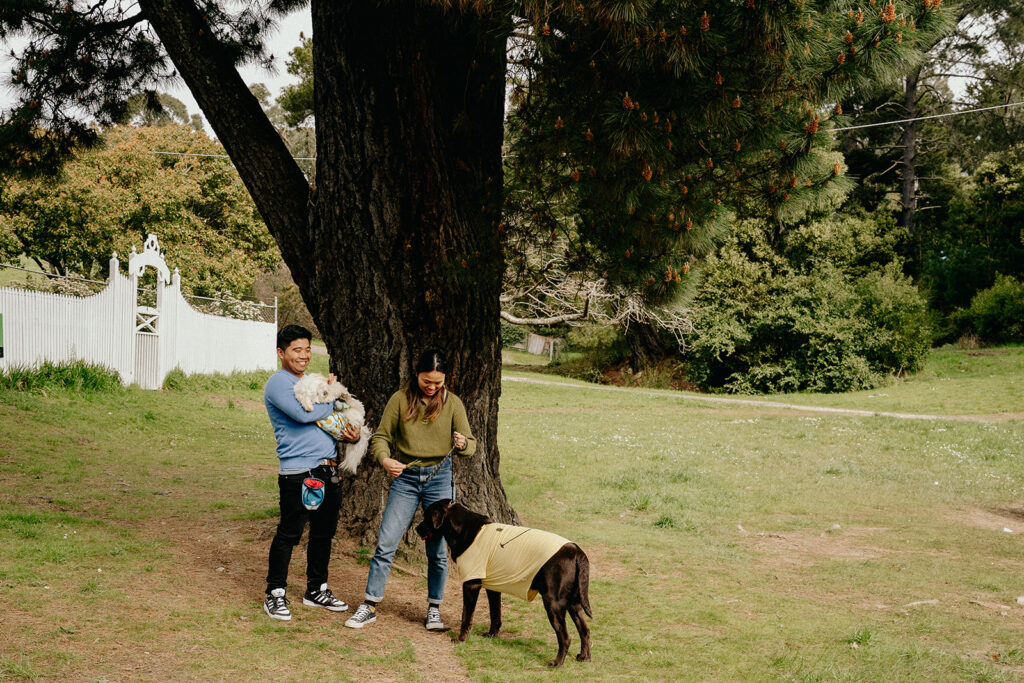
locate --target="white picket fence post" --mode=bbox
[0,234,277,388]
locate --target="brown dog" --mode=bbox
[416,499,592,667]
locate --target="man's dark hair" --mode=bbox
[277,324,313,350]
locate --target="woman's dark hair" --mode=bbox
[404,348,449,422]
[414,348,448,375]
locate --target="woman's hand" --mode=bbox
[382,457,406,477]
[452,431,467,450]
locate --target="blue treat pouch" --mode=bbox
[302,477,326,510]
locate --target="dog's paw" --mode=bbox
[483,629,500,638]
[546,659,565,668]
[576,653,591,662]
[457,631,470,642]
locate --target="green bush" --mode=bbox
[952,275,1024,344]
[0,360,123,392]
[565,322,622,353]
[162,368,269,393]
[548,323,628,378]
[499,321,526,348]
[687,217,931,393]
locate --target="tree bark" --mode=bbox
[143,0,518,543]
[309,0,517,543]
[899,66,920,274]
[625,319,667,372]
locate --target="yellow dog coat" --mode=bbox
[452,523,570,601]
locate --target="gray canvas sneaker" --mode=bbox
[344,603,377,628]
[425,605,444,631]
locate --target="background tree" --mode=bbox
[0,0,951,540]
[838,0,1024,281]
[250,81,315,179]
[0,124,279,292]
[276,33,313,127]
[926,143,1024,315]
[687,211,930,393]
[122,91,205,131]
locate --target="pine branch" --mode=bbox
[137,0,313,281]
[500,310,589,325]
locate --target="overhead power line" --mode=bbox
[145,100,1024,160]
[831,100,1024,132]
[148,150,316,161]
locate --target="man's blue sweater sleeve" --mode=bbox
[266,376,336,423]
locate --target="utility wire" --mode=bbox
[145,100,1024,159]
[0,262,108,285]
[831,100,1024,132]
[148,150,317,161]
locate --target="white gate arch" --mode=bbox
[0,234,277,388]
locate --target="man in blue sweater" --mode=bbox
[263,324,360,621]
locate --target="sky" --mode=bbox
[0,9,313,130]
[0,9,977,135]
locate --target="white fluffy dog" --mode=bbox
[293,373,371,474]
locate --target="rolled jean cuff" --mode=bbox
[365,592,384,604]
[428,598,442,606]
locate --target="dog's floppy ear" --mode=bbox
[430,499,452,530]
[443,501,464,536]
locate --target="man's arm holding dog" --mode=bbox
[266,372,336,424]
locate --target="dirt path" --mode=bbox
[175,517,472,682]
[22,511,472,681]
[503,375,1024,423]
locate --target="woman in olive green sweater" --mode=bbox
[344,349,476,631]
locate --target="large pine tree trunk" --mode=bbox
[142,0,518,544]
[308,1,518,543]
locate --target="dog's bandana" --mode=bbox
[316,402,350,440]
[453,523,570,601]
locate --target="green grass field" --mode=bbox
[2,347,1023,681]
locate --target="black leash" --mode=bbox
[421,444,458,501]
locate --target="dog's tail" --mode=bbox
[576,548,593,618]
[339,426,372,474]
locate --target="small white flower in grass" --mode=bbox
[97,568,102,573]
[1003,528,1014,533]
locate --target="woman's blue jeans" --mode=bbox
[364,459,453,605]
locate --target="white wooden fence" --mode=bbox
[0,235,277,389]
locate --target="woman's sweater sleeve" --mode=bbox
[371,392,402,464]
[453,395,477,457]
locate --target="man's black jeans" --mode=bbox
[266,466,341,594]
